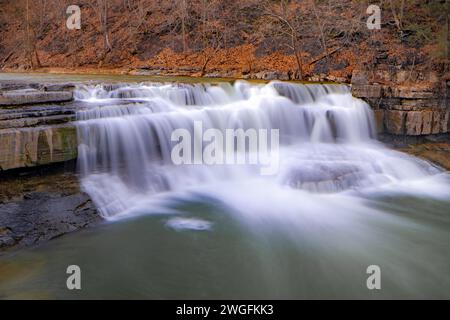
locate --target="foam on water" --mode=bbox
[166,217,213,231]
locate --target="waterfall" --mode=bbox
[74,81,447,219]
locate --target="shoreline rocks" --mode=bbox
[0,164,102,254]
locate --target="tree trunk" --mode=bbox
[103,0,112,52]
[181,0,188,53]
[26,0,33,69]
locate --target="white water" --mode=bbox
[74,81,449,223]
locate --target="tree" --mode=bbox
[389,0,406,38]
[124,0,149,52]
[179,0,188,53]
[310,0,329,68]
[89,0,113,54]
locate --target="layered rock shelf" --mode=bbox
[351,70,449,136]
[0,82,78,171]
[0,89,73,106]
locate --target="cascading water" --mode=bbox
[74,81,447,219]
[62,80,450,298]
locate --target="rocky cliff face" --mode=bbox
[351,70,449,137]
[0,85,78,171]
[0,83,100,253]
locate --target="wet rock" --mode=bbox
[351,69,448,137]
[0,90,73,106]
[421,111,433,135]
[388,86,435,99]
[0,114,75,129]
[0,192,101,253]
[282,162,366,193]
[397,141,450,171]
[400,99,441,110]
[0,169,102,254]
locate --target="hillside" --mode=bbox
[0,0,448,81]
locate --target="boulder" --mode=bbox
[0,114,75,130]
[40,83,77,92]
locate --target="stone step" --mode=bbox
[0,114,76,129]
[0,105,76,121]
[0,89,73,106]
[0,81,77,92]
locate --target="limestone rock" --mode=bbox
[390,86,435,99]
[0,125,77,171]
[442,111,449,133]
[405,111,422,135]
[421,111,433,135]
[432,112,441,134]
[385,110,405,135]
[0,90,73,106]
[351,70,369,85]
[252,71,290,81]
[373,110,385,133]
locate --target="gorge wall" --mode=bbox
[0,85,78,171]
